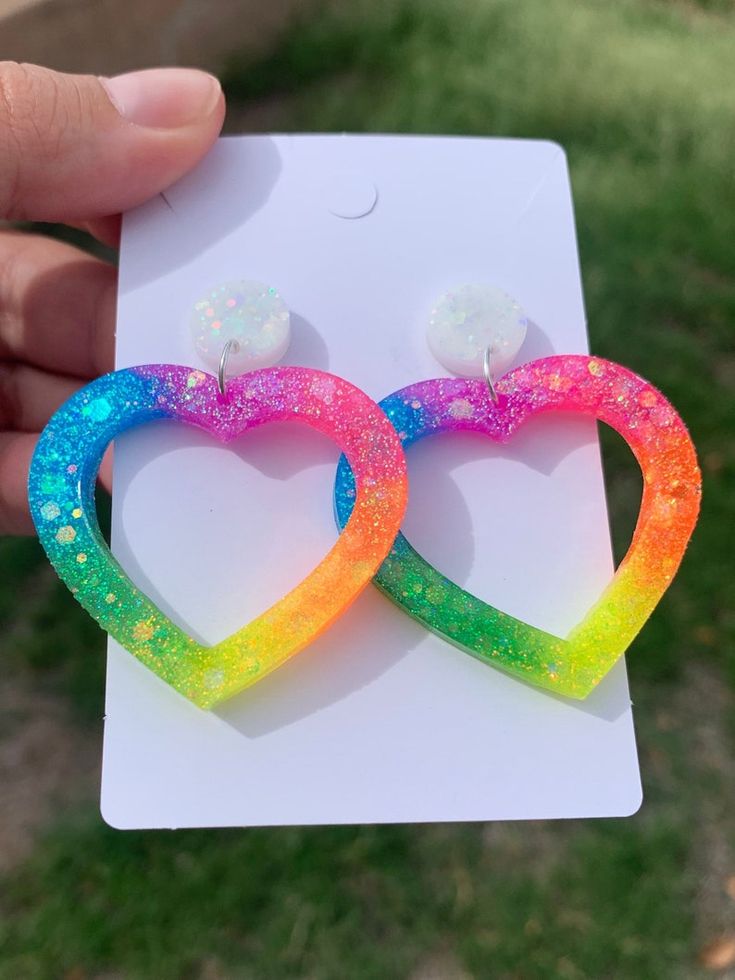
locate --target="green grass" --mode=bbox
[0,810,696,979]
[2,0,734,976]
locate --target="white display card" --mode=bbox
[102,135,642,828]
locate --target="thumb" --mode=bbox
[0,63,225,222]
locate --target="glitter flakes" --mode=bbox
[204,668,225,690]
[546,373,572,393]
[423,585,445,605]
[82,398,112,422]
[335,354,700,700]
[310,376,337,403]
[448,398,474,419]
[28,364,407,710]
[132,620,155,642]
[40,474,65,496]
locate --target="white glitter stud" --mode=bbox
[427,284,528,378]
[190,280,291,373]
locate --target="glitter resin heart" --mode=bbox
[29,365,408,709]
[335,355,701,698]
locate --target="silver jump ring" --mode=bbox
[483,345,499,405]
[218,338,240,398]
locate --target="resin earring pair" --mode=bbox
[28,280,408,709]
[335,285,701,698]
[29,278,700,709]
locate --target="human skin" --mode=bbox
[0,62,226,533]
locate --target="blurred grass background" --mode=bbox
[1,0,734,976]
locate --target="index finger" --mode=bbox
[0,231,115,378]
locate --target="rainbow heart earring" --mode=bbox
[335,285,701,699]
[29,280,408,709]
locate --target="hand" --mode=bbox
[0,62,225,533]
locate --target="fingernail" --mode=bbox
[100,68,221,129]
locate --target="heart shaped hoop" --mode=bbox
[30,364,408,709]
[335,355,701,698]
